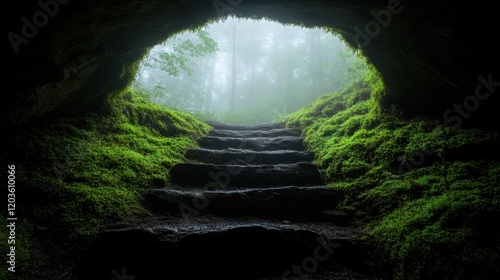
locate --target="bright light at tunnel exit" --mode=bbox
[133,16,371,125]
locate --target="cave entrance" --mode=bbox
[132,16,372,125]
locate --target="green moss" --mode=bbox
[20,90,209,238]
[3,89,210,274]
[371,162,499,279]
[285,73,500,279]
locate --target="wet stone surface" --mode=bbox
[170,162,323,188]
[78,215,370,280]
[185,148,314,164]
[78,123,372,280]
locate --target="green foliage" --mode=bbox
[4,89,209,273]
[134,18,373,125]
[147,30,218,77]
[285,74,500,279]
[110,90,210,138]
[370,161,499,280]
[133,29,219,108]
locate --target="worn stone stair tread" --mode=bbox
[144,186,343,218]
[103,215,362,241]
[185,148,315,164]
[170,162,323,188]
[206,121,286,131]
[80,121,371,280]
[209,128,301,138]
[198,135,305,151]
[319,209,355,225]
[81,215,367,280]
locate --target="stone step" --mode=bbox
[144,186,343,219]
[79,216,367,280]
[198,136,305,151]
[209,128,300,138]
[170,162,323,188]
[206,121,285,131]
[185,148,315,165]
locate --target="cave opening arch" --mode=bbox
[4,0,498,129]
[132,15,377,124]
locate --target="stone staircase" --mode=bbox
[78,122,372,280]
[146,121,345,220]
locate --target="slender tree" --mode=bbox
[230,19,237,113]
[133,18,369,124]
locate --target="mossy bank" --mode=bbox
[286,73,500,280]
[0,90,210,279]
[1,74,498,279]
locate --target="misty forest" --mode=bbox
[133,17,368,124]
[3,2,499,280]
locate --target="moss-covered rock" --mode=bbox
[285,74,500,279]
[1,90,210,277]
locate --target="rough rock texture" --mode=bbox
[198,136,306,151]
[185,148,315,164]
[209,128,301,138]
[205,121,287,131]
[77,216,370,280]
[143,186,344,219]
[171,162,323,187]
[4,0,499,128]
[86,123,368,279]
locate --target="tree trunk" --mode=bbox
[205,58,217,113]
[250,24,256,100]
[230,19,236,113]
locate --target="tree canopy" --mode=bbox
[133,17,369,124]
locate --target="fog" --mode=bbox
[133,17,369,124]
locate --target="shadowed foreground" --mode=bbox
[78,122,372,279]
